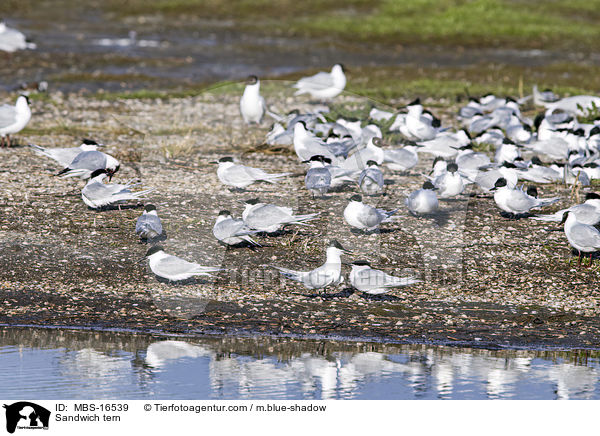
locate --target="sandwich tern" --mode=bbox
[214,157,290,189]
[81,169,155,209]
[341,136,385,171]
[343,194,397,232]
[304,155,332,197]
[293,122,338,162]
[532,193,600,225]
[145,246,221,282]
[491,177,559,216]
[57,149,120,180]
[561,211,600,267]
[240,75,265,124]
[432,162,464,198]
[406,181,439,215]
[135,204,164,241]
[213,210,260,246]
[293,64,346,100]
[0,95,31,147]
[349,261,420,295]
[273,240,350,290]
[242,198,319,233]
[358,160,384,196]
[383,145,419,172]
[0,21,36,52]
[29,138,101,167]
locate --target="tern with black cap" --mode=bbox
[242,198,319,233]
[349,260,420,295]
[273,240,351,290]
[561,211,600,267]
[343,194,397,232]
[144,246,222,282]
[57,149,120,180]
[213,156,291,189]
[81,169,155,209]
[213,210,260,246]
[29,138,103,167]
[532,193,600,225]
[406,181,439,215]
[240,75,266,124]
[358,160,384,196]
[491,177,559,217]
[136,204,164,242]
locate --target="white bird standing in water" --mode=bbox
[349,261,420,295]
[293,64,347,100]
[0,95,31,147]
[273,240,351,290]
[240,75,265,124]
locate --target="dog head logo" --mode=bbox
[3,402,50,434]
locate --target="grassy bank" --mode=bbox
[101,0,600,51]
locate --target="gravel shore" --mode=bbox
[1,88,599,349]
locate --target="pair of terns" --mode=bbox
[143,240,418,296]
[239,65,346,124]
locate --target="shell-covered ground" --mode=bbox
[1,86,599,349]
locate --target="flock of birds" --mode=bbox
[4,18,600,297]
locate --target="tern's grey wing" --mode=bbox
[0,104,16,127]
[82,181,113,202]
[154,256,200,277]
[245,204,291,228]
[384,148,417,166]
[569,223,600,248]
[355,268,387,289]
[305,168,331,190]
[572,204,600,224]
[136,214,163,235]
[215,219,253,240]
[296,72,334,90]
[361,168,384,187]
[358,205,384,228]
[506,190,537,212]
[68,150,107,170]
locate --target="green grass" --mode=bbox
[102,0,600,51]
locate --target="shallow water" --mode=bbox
[1,327,599,399]
[3,2,598,93]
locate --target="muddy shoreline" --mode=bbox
[1,90,600,351]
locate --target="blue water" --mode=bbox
[0,328,599,399]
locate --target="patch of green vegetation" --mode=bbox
[104,0,600,51]
[577,101,600,124]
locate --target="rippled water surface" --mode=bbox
[1,328,600,399]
